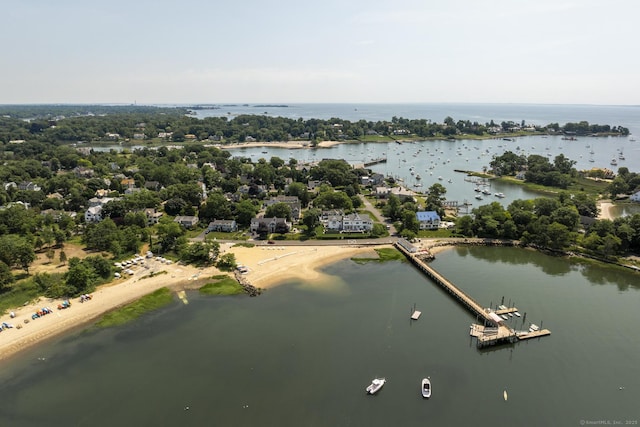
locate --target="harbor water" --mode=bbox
[0,246,638,426]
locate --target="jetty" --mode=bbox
[395,240,550,348]
[363,157,387,167]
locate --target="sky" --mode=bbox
[3,0,639,105]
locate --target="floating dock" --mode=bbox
[411,310,422,320]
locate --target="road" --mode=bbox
[359,194,397,236]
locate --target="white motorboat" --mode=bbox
[514,311,521,317]
[366,378,386,395]
[421,377,431,398]
[500,314,509,321]
[529,323,540,332]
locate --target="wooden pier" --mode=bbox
[363,157,387,167]
[395,241,550,348]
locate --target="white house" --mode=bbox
[416,211,441,230]
[174,216,199,228]
[207,219,238,233]
[631,191,640,202]
[85,206,103,223]
[341,213,374,232]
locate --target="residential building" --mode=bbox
[341,213,374,232]
[18,181,41,191]
[207,219,238,233]
[263,196,302,220]
[250,217,291,234]
[85,206,103,223]
[174,216,199,228]
[631,191,640,202]
[416,211,441,230]
[144,208,163,225]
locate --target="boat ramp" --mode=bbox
[395,240,551,348]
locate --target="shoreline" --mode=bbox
[0,244,384,362]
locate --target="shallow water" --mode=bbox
[0,246,638,426]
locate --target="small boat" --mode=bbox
[366,378,386,395]
[503,389,508,401]
[494,192,505,198]
[498,305,507,310]
[529,323,540,332]
[475,195,483,200]
[482,189,491,195]
[514,311,521,317]
[421,377,431,398]
[611,159,618,166]
[500,314,509,321]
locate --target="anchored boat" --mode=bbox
[366,378,386,395]
[421,377,432,398]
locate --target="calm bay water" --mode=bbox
[1,247,639,426]
[95,103,640,207]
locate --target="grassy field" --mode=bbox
[352,247,405,264]
[94,287,174,328]
[199,275,244,295]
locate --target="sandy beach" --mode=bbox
[216,139,364,151]
[0,244,382,362]
[597,201,615,220]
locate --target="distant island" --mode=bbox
[253,105,289,108]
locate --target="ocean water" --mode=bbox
[191,102,640,136]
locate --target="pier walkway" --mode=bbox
[395,240,498,327]
[395,240,551,347]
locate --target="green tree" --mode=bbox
[0,261,13,291]
[313,191,353,211]
[425,183,447,217]
[382,194,404,222]
[216,253,237,271]
[156,217,185,252]
[199,193,233,223]
[456,215,474,237]
[65,259,95,295]
[302,208,321,236]
[234,200,259,227]
[265,203,292,221]
[402,210,420,234]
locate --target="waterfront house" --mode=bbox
[341,213,374,232]
[207,219,238,233]
[630,191,640,202]
[416,211,441,230]
[250,217,291,234]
